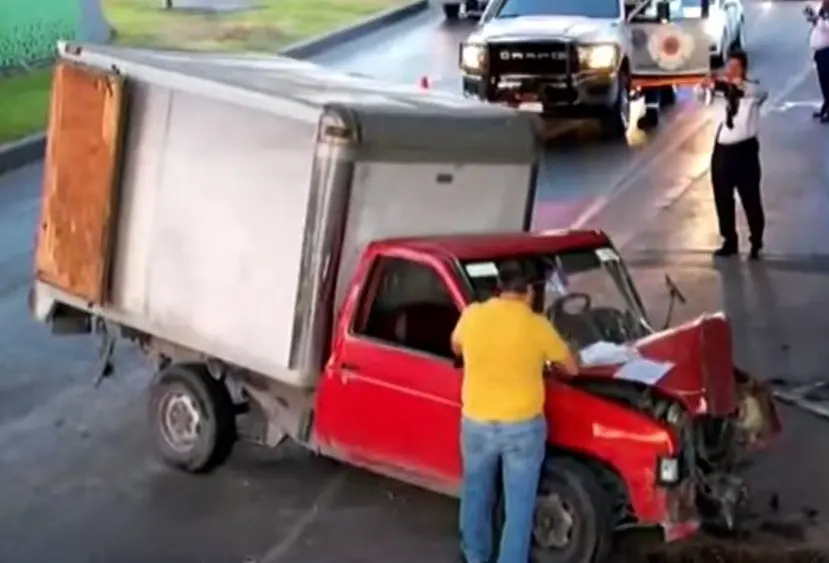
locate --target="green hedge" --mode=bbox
[0,0,80,70]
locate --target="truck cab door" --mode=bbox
[626,0,712,90]
[314,251,466,488]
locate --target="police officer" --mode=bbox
[700,50,768,260]
[807,0,829,121]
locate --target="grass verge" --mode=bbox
[0,0,409,145]
[103,0,410,51]
[0,68,52,145]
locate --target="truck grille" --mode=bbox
[489,41,574,76]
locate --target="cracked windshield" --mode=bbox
[461,247,652,349]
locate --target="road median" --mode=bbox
[0,0,428,176]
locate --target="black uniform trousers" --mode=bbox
[710,136,764,249]
[816,46,829,116]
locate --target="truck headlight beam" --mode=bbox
[578,44,617,70]
[460,44,486,73]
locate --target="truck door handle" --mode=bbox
[341,362,360,371]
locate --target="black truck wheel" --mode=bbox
[443,3,460,19]
[659,86,676,107]
[600,69,631,139]
[149,363,236,473]
[495,458,613,563]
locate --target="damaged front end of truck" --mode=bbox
[459,240,781,538]
[570,312,781,532]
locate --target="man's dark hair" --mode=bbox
[728,49,749,75]
[497,261,531,294]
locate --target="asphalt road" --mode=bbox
[2,1,829,562]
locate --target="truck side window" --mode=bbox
[355,257,460,360]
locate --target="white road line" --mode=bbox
[257,467,348,563]
[571,62,815,239]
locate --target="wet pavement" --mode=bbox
[3,0,829,561]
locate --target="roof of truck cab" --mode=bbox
[375,230,612,261]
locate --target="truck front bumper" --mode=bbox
[461,71,619,117]
[628,477,700,544]
[661,479,700,542]
[441,0,487,12]
[463,0,487,14]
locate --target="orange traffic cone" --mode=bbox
[419,76,430,90]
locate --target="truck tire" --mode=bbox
[495,458,613,563]
[600,69,630,139]
[149,363,236,473]
[637,107,659,130]
[443,3,460,20]
[659,86,676,107]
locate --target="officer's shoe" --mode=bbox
[749,246,762,260]
[713,243,738,258]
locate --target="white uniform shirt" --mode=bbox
[711,81,769,145]
[810,8,829,50]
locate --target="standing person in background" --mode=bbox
[807,0,829,121]
[700,50,768,260]
[450,261,579,563]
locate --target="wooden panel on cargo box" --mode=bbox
[35,60,125,304]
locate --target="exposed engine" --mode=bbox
[569,376,755,530]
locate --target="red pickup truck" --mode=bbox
[31,45,779,563]
[309,230,779,561]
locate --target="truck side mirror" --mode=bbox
[662,274,687,329]
[656,0,670,21]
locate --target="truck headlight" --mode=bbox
[578,44,617,70]
[657,456,680,486]
[460,43,487,73]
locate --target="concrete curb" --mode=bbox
[0,133,46,177]
[282,0,428,58]
[0,0,430,176]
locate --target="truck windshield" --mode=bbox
[637,0,707,19]
[460,246,652,349]
[495,0,621,19]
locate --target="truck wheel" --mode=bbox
[495,458,613,563]
[149,363,236,473]
[637,107,659,131]
[443,3,460,20]
[600,70,630,139]
[659,86,676,107]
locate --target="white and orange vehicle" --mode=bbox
[459,0,741,134]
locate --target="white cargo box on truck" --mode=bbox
[32,42,540,389]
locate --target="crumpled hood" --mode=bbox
[580,313,738,416]
[475,15,620,44]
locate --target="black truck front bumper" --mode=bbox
[461,72,620,118]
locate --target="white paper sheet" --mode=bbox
[614,358,674,385]
[580,341,641,367]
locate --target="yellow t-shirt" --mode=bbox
[451,297,571,423]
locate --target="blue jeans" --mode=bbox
[460,415,546,563]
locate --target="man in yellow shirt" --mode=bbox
[450,261,579,563]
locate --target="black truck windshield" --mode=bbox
[460,247,651,349]
[495,0,621,19]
